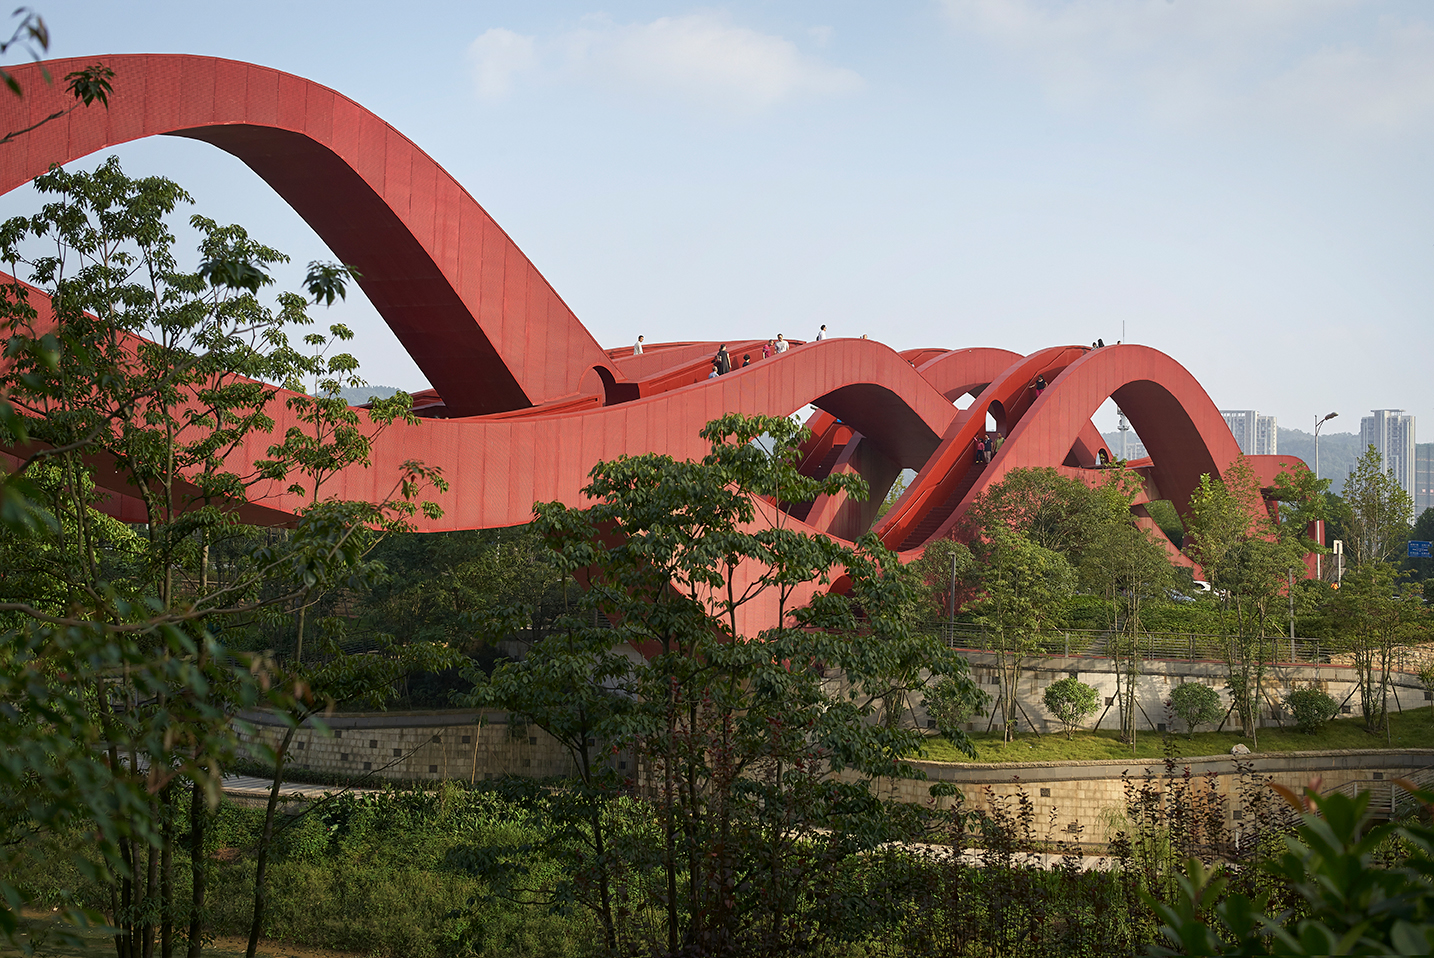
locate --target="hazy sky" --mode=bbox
[15,1,1434,437]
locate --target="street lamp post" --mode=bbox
[1314,411,1338,481]
[1314,411,1338,580]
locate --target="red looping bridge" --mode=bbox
[0,56,1305,590]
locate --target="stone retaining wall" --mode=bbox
[235,709,604,783]
[863,748,1434,836]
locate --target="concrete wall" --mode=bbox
[923,653,1430,735]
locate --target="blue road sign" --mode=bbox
[1409,540,1432,559]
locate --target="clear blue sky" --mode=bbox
[14,1,1434,439]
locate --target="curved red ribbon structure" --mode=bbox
[0,55,1306,574]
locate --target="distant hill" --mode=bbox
[1276,427,1363,491]
[337,385,402,406]
[1098,427,1371,495]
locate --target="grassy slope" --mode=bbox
[919,706,1434,764]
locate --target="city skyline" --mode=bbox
[1220,409,1278,457]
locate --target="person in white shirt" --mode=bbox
[814,325,826,341]
[633,335,644,356]
[774,334,789,353]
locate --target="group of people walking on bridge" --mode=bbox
[708,344,752,378]
[975,432,1004,464]
[695,326,830,379]
[631,326,854,380]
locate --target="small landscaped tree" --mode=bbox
[923,673,992,740]
[1170,681,1224,737]
[1184,459,1308,747]
[1042,676,1098,738]
[966,526,1075,740]
[1284,685,1339,734]
[1079,468,1177,749]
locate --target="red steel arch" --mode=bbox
[0,54,622,417]
[0,55,1307,572]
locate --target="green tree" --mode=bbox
[0,158,446,955]
[963,465,1106,561]
[913,535,975,631]
[1345,444,1414,568]
[1078,468,1177,747]
[1403,507,1434,583]
[966,526,1074,739]
[1184,459,1306,746]
[1169,681,1223,736]
[922,673,992,740]
[462,413,983,956]
[1042,676,1098,738]
[358,525,565,656]
[1329,562,1429,733]
[1284,685,1338,734]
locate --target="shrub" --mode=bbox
[1285,685,1338,734]
[1170,682,1223,736]
[922,674,992,737]
[1042,676,1098,738]
[278,808,333,863]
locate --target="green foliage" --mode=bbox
[966,525,1075,737]
[1150,786,1434,955]
[1184,459,1309,744]
[1170,681,1224,736]
[964,465,1110,562]
[914,535,975,618]
[1078,469,1177,748]
[1344,444,1414,567]
[1284,685,1338,734]
[356,526,565,660]
[0,9,50,98]
[922,674,992,740]
[14,788,597,958]
[1145,499,1185,548]
[0,157,449,952]
[1328,561,1430,732]
[461,412,985,954]
[877,468,910,518]
[1041,676,1098,738]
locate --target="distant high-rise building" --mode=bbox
[1220,410,1278,456]
[1415,443,1434,518]
[1359,410,1416,517]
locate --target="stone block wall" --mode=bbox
[859,748,1434,836]
[235,709,613,783]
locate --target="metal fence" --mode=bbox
[927,622,1328,666]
